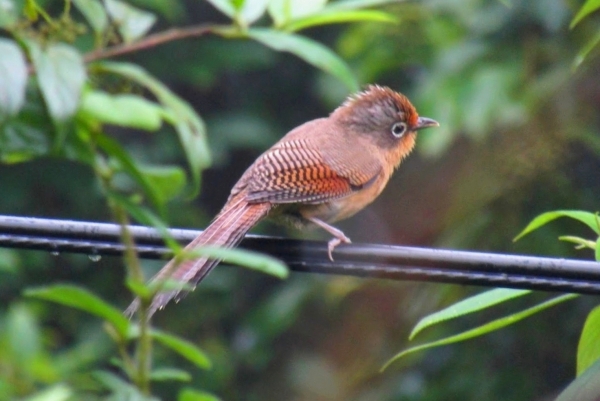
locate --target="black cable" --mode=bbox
[0,215,599,295]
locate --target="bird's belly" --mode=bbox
[315,185,384,223]
[277,178,387,227]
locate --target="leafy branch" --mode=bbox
[385,209,600,401]
[0,0,400,398]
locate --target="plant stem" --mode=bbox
[33,2,58,27]
[93,142,153,394]
[112,203,152,395]
[92,130,154,394]
[63,0,71,16]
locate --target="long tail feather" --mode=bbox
[126,193,271,317]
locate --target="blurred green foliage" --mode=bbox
[0,0,600,400]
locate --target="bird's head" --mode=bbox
[332,85,438,164]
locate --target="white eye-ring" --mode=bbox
[391,122,407,138]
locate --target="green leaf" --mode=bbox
[559,235,597,250]
[578,305,600,376]
[179,388,222,401]
[283,9,396,31]
[79,90,165,131]
[92,370,159,400]
[267,0,285,25]
[6,303,42,366]
[382,294,578,371]
[268,0,327,26]
[104,0,156,43]
[570,0,600,29]
[247,28,358,91]
[24,0,38,21]
[596,237,600,261]
[205,0,236,18]
[96,61,211,198]
[23,384,73,401]
[188,245,289,279]
[0,0,19,28]
[140,165,187,203]
[514,210,600,242]
[72,0,108,34]
[125,277,152,299]
[409,289,532,340]
[28,42,87,123]
[324,0,401,12]
[95,134,165,214]
[238,0,269,25]
[26,41,86,152]
[0,248,20,273]
[151,329,212,369]
[555,357,600,401]
[573,29,600,70]
[25,284,130,338]
[150,367,191,382]
[0,38,27,119]
[0,88,51,163]
[69,120,97,164]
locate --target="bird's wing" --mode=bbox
[242,138,381,204]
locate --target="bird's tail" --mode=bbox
[126,193,271,317]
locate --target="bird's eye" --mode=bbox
[391,122,407,138]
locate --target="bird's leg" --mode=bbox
[306,216,351,261]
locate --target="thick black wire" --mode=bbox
[0,215,599,295]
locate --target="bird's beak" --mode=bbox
[415,116,439,130]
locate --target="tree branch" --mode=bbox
[84,24,222,63]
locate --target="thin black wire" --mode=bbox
[0,215,599,295]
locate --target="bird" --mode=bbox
[126,85,438,317]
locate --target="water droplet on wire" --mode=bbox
[89,249,101,262]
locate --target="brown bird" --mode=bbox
[126,85,438,317]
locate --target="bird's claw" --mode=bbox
[327,234,351,261]
[304,216,352,261]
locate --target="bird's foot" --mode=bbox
[327,233,351,261]
[305,216,352,261]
